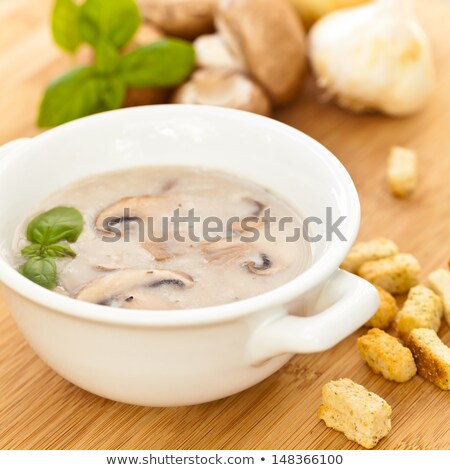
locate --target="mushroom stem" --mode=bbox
[172,68,272,116]
[194,34,246,71]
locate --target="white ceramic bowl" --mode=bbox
[0,105,378,406]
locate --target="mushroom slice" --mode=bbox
[138,0,218,39]
[76,269,194,310]
[144,236,194,261]
[230,197,267,234]
[201,237,282,275]
[215,0,306,105]
[246,198,266,217]
[160,178,178,193]
[95,265,118,272]
[95,195,176,235]
[54,285,70,297]
[201,238,252,264]
[243,253,273,275]
[172,68,272,116]
[145,240,174,261]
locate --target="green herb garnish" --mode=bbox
[19,258,59,290]
[52,0,81,53]
[78,0,141,50]
[39,0,195,127]
[19,207,83,289]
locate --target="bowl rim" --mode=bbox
[0,105,360,327]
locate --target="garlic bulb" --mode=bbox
[309,0,435,116]
[288,0,369,28]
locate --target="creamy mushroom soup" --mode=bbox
[14,167,312,309]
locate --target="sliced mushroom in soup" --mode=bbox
[14,167,311,309]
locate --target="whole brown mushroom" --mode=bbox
[138,0,218,39]
[195,0,307,105]
[172,68,272,116]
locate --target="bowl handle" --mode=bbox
[247,270,379,365]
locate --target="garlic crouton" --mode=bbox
[365,286,398,329]
[341,238,398,274]
[317,378,392,449]
[407,328,450,390]
[396,285,443,340]
[358,254,420,294]
[428,269,450,326]
[358,328,416,382]
[387,146,418,198]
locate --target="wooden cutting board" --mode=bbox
[1,0,449,450]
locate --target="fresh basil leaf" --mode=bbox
[79,0,141,49]
[51,0,81,53]
[43,244,77,258]
[26,207,83,245]
[21,242,77,259]
[97,76,126,110]
[37,66,101,127]
[38,66,126,127]
[19,257,58,290]
[119,39,195,88]
[21,243,44,258]
[94,39,120,73]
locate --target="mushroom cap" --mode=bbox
[144,235,197,261]
[172,68,272,116]
[76,269,194,310]
[138,0,218,39]
[216,0,306,105]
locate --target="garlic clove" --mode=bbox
[308,0,435,116]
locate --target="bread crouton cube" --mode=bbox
[358,328,416,382]
[341,238,398,274]
[387,146,418,198]
[317,378,392,449]
[428,269,450,327]
[358,254,420,294]
[407,328,450,390]
[396,285,443,340]
[365,286,398,329]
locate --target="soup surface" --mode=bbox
[14,167,311,309]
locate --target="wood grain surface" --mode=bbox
[1,0,449,450]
